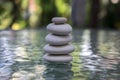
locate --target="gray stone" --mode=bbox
[43,54,72,62]
[45,34,72,45]
[47,23,72,35]
[52,17,67,24]
[43,44,74,54]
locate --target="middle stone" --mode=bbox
[45,34,72,45]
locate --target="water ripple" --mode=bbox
[0,30,120,80]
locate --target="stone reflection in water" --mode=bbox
[0,31,14,80]
[43,61,73,80]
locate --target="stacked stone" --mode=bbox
[43,17,74,62]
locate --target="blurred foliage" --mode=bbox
[0,0,120,30]
[0,0,72,30]
[0,1,13,29]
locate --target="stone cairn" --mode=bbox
[43,17,74,62]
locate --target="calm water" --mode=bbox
[0,29,120,80]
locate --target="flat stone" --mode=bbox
[43,54,72,62]
[45,34,72,45]
[43,44,74,54]
[47,23,72,35]
[52,17,67,24]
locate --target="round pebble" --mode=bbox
[47,23,72,35]
[43,44,74,54]
[45,34,72,45]
[52,17,67,24]
[43,54,72,62]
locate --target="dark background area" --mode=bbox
[0,0,120,30]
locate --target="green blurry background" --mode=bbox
[0,0,120,30]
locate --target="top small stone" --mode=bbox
[52,17,67,24]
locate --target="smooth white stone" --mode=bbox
[43,44,74,54]
[47,23,72,35]
[52,17,67,24]
[43,54,72,62]
[45,34,72,45]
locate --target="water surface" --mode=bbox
[0,29,120,80]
